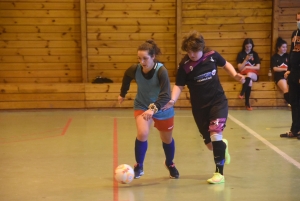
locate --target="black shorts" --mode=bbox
[191,98,228,145]
[274,73,286,85]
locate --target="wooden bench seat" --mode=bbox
[0,82,286,110]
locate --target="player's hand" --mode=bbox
[162,100,175,111]
[142,110,154,121]
[234,73,245,84]
[118,95,125,104]
[284,71,290,79]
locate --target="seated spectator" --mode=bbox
[237,38,261,111]
[271,37,290,106]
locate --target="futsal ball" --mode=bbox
[114,164,134,184]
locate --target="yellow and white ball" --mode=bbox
[114,164,134,184]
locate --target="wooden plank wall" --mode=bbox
[0,0,82,83]
[85,0,177,83]
[273,0,300,52]
[0,0,298,110]
[0,83,86,109]
[0,0,298,84]
[85,82,286,109]
[180,0,273,81]
[0,82,286,109]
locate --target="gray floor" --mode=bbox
[0,108,299,201]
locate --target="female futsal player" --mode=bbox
[163,30,244,184]
[118,40,179,179]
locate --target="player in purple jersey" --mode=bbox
[163,31,244,184]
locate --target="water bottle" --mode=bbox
[268,69,272,81]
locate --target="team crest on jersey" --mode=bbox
[212,69,216,76]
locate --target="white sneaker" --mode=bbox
[207,173,225,184]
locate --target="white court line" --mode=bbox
[109,113,300,169]
[228,114,300,169]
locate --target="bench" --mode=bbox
[0,82,286,110]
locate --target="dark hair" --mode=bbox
[241,38,255,52]
[181,30,206,52]
[137,40,161,58]
[275,37,287,53]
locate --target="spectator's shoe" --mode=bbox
[246,106,253,111]
[280,131,297,138]
[164,161,179,179]
[133,163,144,179]
[223,139,230,165]
[238,94,244,99]
[207,173,225,184]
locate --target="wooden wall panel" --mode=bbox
[180,0,273,81]
[0,0,82,83]
[0,82,285,110]
[0,0,299,111]
[0,83,85,109]
[84,82,286,108]
[85,0,176,83]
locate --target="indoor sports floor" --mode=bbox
[0,108,299,201]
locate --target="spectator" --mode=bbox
[237,38,261,111]
[271,37,289,106]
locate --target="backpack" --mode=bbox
[92,76,113,83]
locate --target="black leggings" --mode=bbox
[288,52,300,134]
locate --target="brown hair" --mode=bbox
[181,30,206,52]
[275,37,287,53]
[137,40,161,58]
[241,38,255,52]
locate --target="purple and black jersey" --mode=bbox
[176,51,227,108]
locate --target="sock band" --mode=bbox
[210,133,223,141]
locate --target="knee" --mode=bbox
[249,79,253,86]
[160,132,173,144]
[208,118,226,133]
[206,142,213,151]
[137,131,149,141]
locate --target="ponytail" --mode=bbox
[138,40,161,58]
